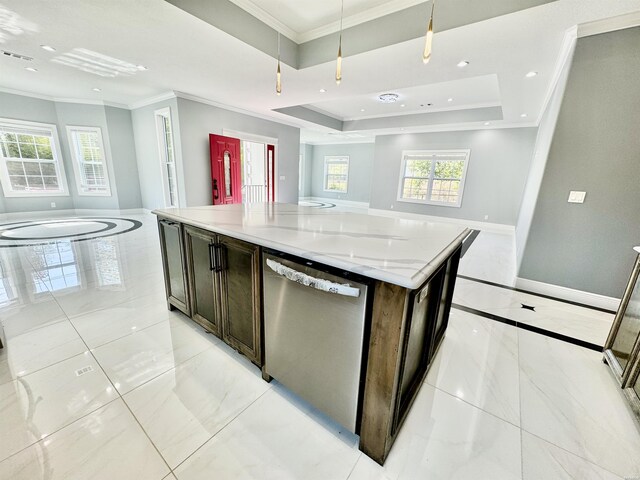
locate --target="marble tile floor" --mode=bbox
[0,212,638,479]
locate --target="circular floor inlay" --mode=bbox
[298,201,336,209]
[0,217,142,248]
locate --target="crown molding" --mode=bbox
[228,0,428,44]
[578,10,640,38]
[0,87,129,109]
[128,92,177,110]
[342,101,502,122]
[227,0,299,42]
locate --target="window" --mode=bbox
[324,156,349,193]
[0,118,68,197]
[67,126,111,196]
[397,150,470,207]
[155,108,179,207]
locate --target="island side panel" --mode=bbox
[359,281,410,464]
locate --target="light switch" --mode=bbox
[568,191,586,203]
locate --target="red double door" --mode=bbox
[209,134,275,205]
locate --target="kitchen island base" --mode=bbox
[154,206,466,465]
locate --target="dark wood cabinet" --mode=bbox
[159,218,262,367]
[218,235,262,365]
[184,226,221,337]
[158,219,190,315]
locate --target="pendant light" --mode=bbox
[422,0,435,64]
[276,32,282,95]
[336,0,344,85]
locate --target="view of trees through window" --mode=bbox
[0,130,60,192]
[400,151,468,206]
[324,157,349,193]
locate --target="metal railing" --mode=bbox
[242,184,267,203]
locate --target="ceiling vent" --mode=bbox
[378,93,399,103]
[1,50,33,61]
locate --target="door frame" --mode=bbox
[223,129,279,202]
[154,107,180,208]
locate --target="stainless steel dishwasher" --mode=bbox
[262,249,370,433]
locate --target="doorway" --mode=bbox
[212,131,277,205]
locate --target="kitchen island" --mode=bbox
[153,203,470,464]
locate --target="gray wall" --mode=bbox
[308,143,374,203]
[176,97,300,207]
[369,128,537,225]
[299,143,313,198]
[515,38,575,269]
[519,27,640,298]
[0,92,142,213]
[104,107,143,209]
[130,98,185,210]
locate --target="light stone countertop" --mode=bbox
[153,203,470,290]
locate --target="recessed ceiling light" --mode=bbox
[448,98,453,102]
[484,122,490,126]
[520,113,528,118]
[25,67,37,72]
[319,88,326,93]
[92,87,101,92]
[136,65,148,71]
[360,108,365,112]
[378,93,399,103]
[400,104,406,107]
[457,60,469,67]
[525,71,538,78]
[40,45,56,52]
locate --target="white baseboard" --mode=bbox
[0,208,148,221]
[367,208,515,235]
[515,277,620,312]
[300,196,370,209]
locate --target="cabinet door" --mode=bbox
[158,218,189,315]
[184,226,221,337]
[219,235,262,365]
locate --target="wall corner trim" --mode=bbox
[515,277,620,311]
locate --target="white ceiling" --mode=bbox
[0,0,640,145]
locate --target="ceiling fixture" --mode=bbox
[92,87,101,92]
[40,45,56,52]
[136,65,148,71]
[447,98,453,102]
[336,0,344,85]
[422,0,435,64]
[276,32,282,96]
[457,60,469,67]
[360,108,365,112]
[400,104,406,107]
[378,93,399,103]
[25,67,37,72]
[526,71,538,78]
[319,88,326,93]
[520,113,528,118]
[484,122,490,125]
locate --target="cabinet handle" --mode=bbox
[214,244,226,272]
[209,243,218,272]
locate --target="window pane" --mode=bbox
[33,136,51,145]
[6,161,24,175]
[402,178,428,200]
[17,134,34,144]
[405,159,431,178]
[4,142,20,158]
[9,176,27,189]
[26,176,45,190]
[434,160,464,179]
[40,163,56,176]
[1,133,17,143]
[43,176,59,189]
[36,144,53,160]
[19,142,37,159]
[24,162,41,175]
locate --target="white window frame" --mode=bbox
[154,107,179,208]
[0,118,69,197]
[66,125,112,197]
[396,149,470,208]
[323,155,349,193]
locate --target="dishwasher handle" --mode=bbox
[266,258,361,298]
